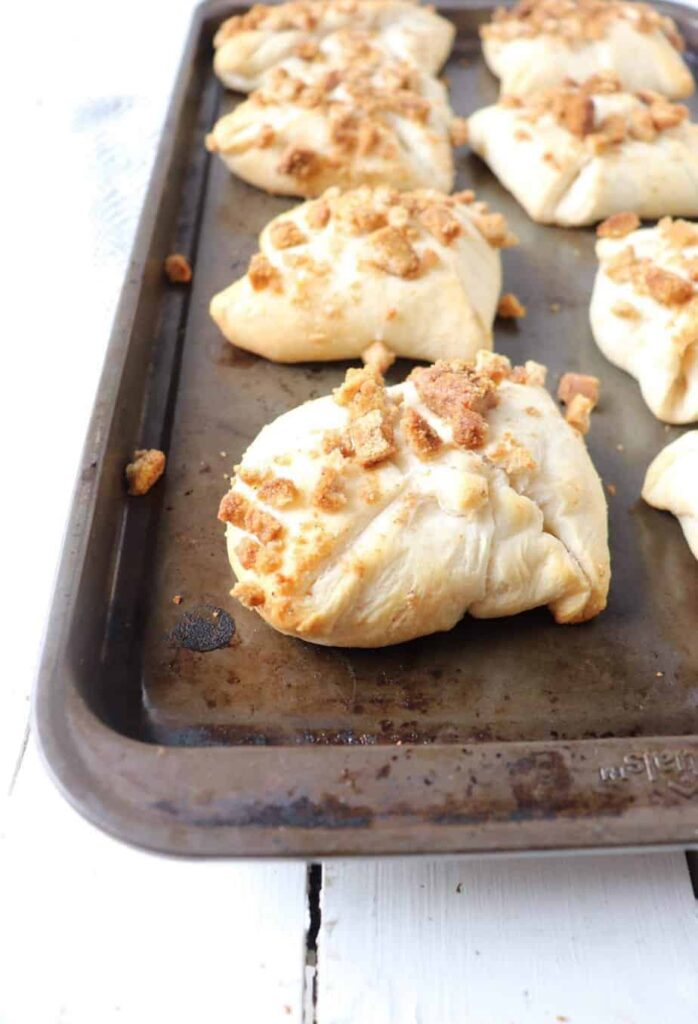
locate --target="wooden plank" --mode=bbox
[318,854,698,1024]
[0,739,309,1024]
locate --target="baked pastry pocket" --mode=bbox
[480,0,693,100]
[213,0,456,92]
[210,187,517,364]
[468,74,698,226]
[643,431,698,559]
[207,38,464,197]
[591,214,698,423]
[218,354,610,647]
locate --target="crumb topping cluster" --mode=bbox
[215,0,380,46]
[242,187,516,299]
[600,216,698,307]
[482,0,684,52]
[502,72,690,153]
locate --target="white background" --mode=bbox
[2,2,698,1021]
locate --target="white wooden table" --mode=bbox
[2,3,698,1020]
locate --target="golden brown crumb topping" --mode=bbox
[349,408,396,466]
[125,449,166,496]
[361,340,396,375]
[401,407,443,460]
[489,431,538,474]
[257,476,298,508]
[164,254,192,284]
[218,491,284,543]
[555,91,594,137]
[410,361,499,450]
[248,252,283,292]
[269,220,308,249]
[306,199,331,229]
[312,463,347,510]
[418,205,462,246]
[611,300,641,319]
[470,211,518,248]
[558,372,600,406]
[481,0,684,51]
[603,244,696,304]
[333,365,397,467]
[235,537,262,570]
[366,226,421,278]
[277,145,324,180]
[565,393,594,434]
[497,293,527,318]
[644,265,694,305]
[232,581,266,608]
[597,211,640,238]
[658,217,698,249]
[506,75,689,150]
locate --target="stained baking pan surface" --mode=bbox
[35,1,698,857]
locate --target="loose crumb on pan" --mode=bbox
[565,393,594,434]
[557,372,600,407]
[362,340,396,375]
[606,482,617,496]
[164,253,192,283]
[125,449,166,495]
[172,594,183,605]
[497,292,527,318]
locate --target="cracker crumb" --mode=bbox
[497,292,527,319]
[269,220,307,249]
[164,254,192,284]
[366,226,420,278]
[611,301,641,320]
[125,449,166,495]
[349,408,396,466]
[232,581,266,608]
[401,407,443,460]
[410,361,498,450]
[550,302,561,313]
[277,145,322,180]
[257,477,298,508]
[644,266,694,305]
[606,483,617,496]
[248,252,282,292]
[312,464,347,511]
[218,491,284,543]
[306,199,330,229]
[557,372,600,407]
[597,212,640,239]
[565,394,594,434]
[172,594,183,605]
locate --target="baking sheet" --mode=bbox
[35,1,698,856]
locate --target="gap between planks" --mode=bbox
[315,853,698,1024]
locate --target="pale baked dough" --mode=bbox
[642,431,698,559]
[210,187,517,363]
[468,74,698,226]
[591,215,698,423]
[207,35,462,196]
[218,355,610,646]
[213,0,455,91]
[481,0,694,99]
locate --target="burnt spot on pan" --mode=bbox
[168,604,235,652]
[151,794,374,829]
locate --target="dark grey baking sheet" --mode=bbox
[34,0,698,857]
